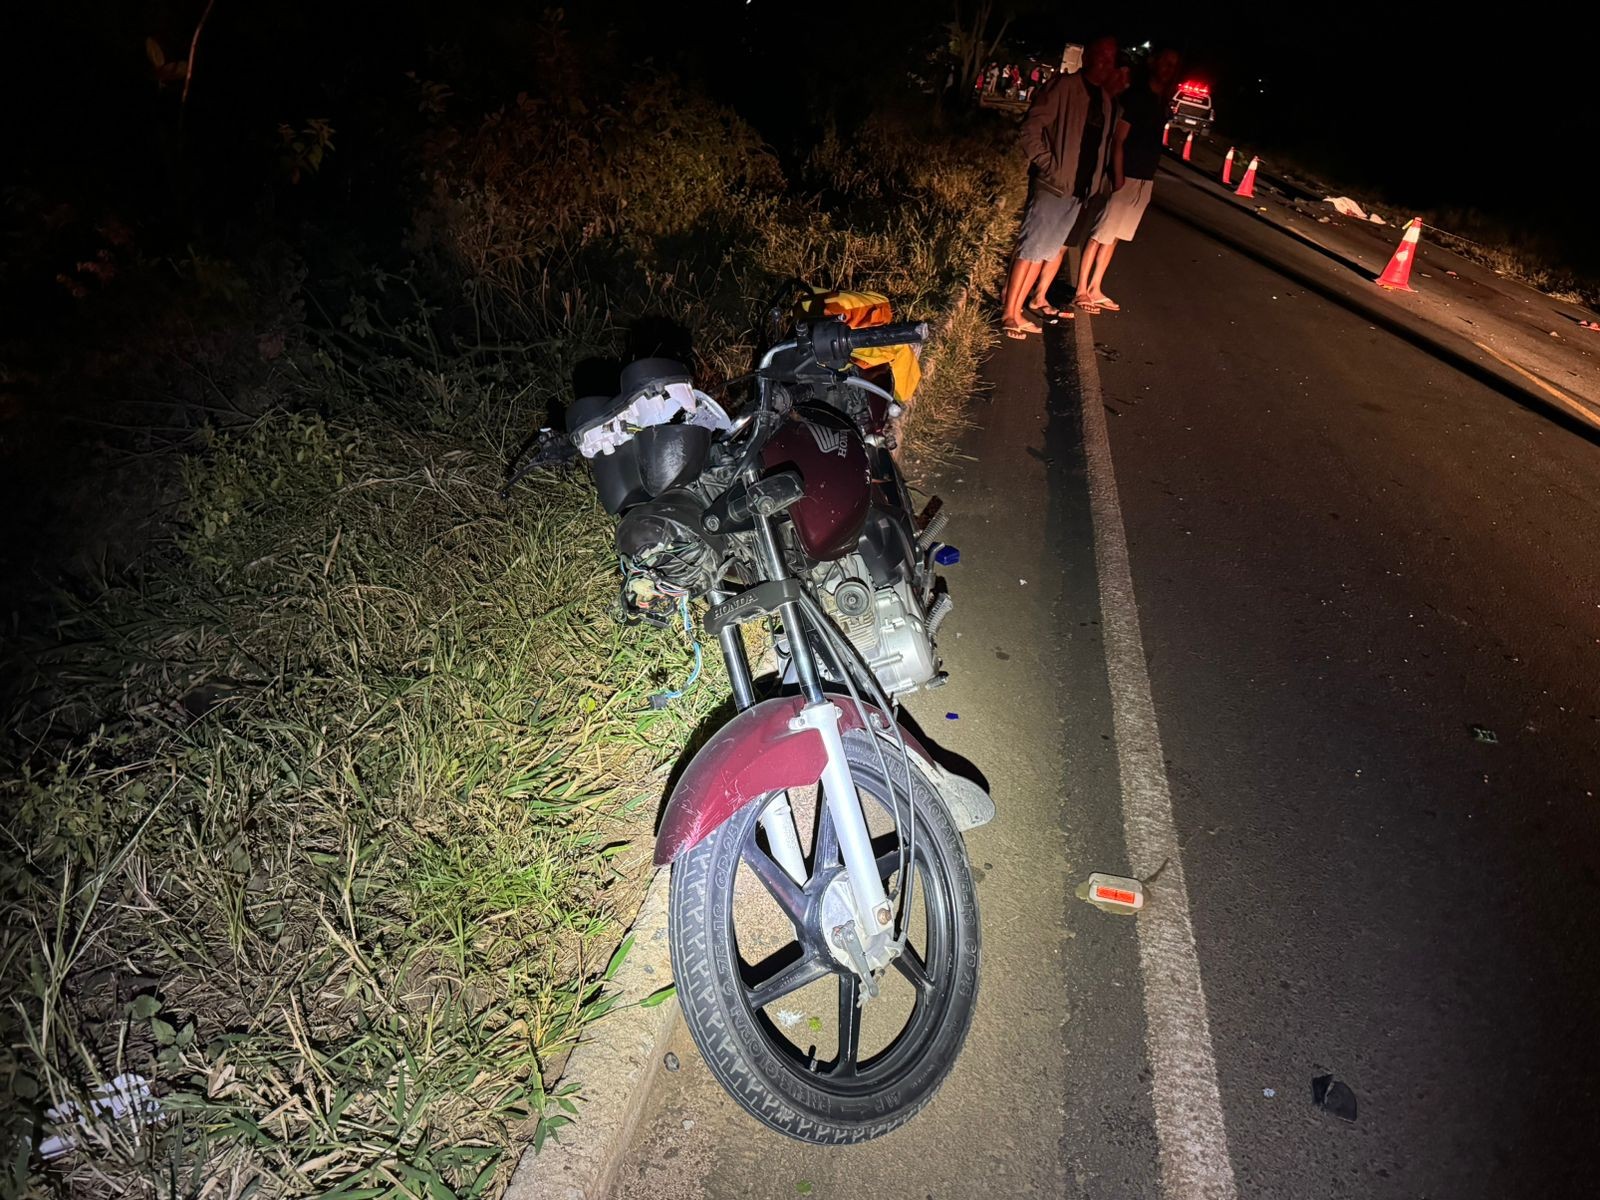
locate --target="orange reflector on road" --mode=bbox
[1077,872,1146,915]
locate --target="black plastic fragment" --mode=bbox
[1311,1073,1357,1121]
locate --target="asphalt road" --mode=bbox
[611,192,1600,1198]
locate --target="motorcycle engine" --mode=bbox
[817,552,945,696]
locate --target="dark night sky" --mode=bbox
[5,3,1596,271]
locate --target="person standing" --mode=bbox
[999,35,1119,338]
[1074,48,1183,313]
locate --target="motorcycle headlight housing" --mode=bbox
[615,488,723,597]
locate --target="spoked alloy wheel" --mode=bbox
[667,728,980,1143]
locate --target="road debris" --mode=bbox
[1263,1087,1277,1098]
[663,1052,680,1072]
[1075,872,1146,915]
[1311,1073,1358,1121]
[1470,725,1498,744]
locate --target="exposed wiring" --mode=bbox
[650,595,703,708]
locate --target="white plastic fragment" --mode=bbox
[576,382,732,458]
[40,1073,161,1160]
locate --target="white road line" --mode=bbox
[1074,313,1239,1199]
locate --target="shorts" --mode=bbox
[1089,177,1154,243]
[1016,181,1084,261]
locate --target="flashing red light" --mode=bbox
[1178,81,1210,96]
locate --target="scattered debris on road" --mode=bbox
[1263,1088,1276,1098]
[1311,1074,1358,1122]
[1325,195,1369,220]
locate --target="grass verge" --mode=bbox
[1,76,1019,1199]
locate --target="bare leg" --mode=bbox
[1001,256,1044,330]
[1028,247,1068,308]
[1087,239,1119,303]
[1075,241,1105,303]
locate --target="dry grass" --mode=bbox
[0,68,1017,1200]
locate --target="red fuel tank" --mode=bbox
[761,403,871,561]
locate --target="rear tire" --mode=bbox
[666,729,980,1143]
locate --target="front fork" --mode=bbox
[720,509,894,963]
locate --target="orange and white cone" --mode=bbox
[1182,131,1194,161]
[1234,155,1259,198]
[1222,146,1235,185]
[1376,218,1423,291]
[1162,122,1171,148]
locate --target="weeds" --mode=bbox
[1,56,1016,1199]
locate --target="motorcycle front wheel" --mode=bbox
[666,727,980,1143]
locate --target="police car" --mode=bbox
[1170,80,1214,132]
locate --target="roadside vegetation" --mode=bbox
[0,22,1018,1198]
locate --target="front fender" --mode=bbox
[653,694,933,866]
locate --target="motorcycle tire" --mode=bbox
[667,727,980,1143]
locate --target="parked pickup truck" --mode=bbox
[1170,80,1214,132]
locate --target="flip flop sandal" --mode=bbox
[1092,298,1122,312]
[1003,326,1029,340]
[1073,299,1102,313]
[1029,303,1071,323]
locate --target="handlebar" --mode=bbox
[805,317,928,371]
[841,320,929,351]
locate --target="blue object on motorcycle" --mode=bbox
[934,544,961,566]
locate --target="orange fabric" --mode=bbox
[799,288,894,328]
[851,343,922,404]
[799,288,923,402]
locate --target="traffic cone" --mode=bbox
[1182,131,1193,161]
[1162,122,1170,148]
[1235,156,1259,198]
[1376,218,1423,291]
[1222,146,1235,185]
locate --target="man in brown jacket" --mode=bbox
[1000,35,1119,338]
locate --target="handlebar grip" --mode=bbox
[841,320,930,351]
